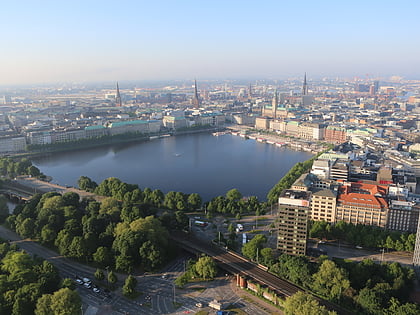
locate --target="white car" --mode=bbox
[82,277,91,284]
[75,278,83,285]
[92,287,100,293]
[83,282,92,289]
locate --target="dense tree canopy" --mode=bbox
[0,241,77,315]
[283,291,336,315]
[194,255,217,280]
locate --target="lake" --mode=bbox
[32,133,312,201]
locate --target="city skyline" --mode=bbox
[1,0,420,86]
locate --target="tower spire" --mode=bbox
[116,82,122,107]
[193,79,200,108]
[302,73,308,96]
[272,89,278,118]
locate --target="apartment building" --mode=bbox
[277,190,311,256]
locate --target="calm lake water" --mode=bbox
[31,133,312,202]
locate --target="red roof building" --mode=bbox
[336,182,389,227]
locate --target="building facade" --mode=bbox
[277,190,311,256]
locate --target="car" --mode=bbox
[318,240,326,244]
[356,245,363,249]
[161,273,167,279]
[75,278,83,285]
[92,287,100,293]
[195,302,203,308]
[82,277,91,284]
[83,282,92,289]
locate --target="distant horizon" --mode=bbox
[2,1,419,86]
[0,74,418,90]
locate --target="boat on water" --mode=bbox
[160,134,171,138]
[266,140,275,145]
[212,131,229,136]
[256,138,266,143]
[149,136,159,140]
[276,142,285,147]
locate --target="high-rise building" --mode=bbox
[115,82,122,107]
[413,211,420,274]
[277,189,311,256]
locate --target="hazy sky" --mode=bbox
[1,0,419,85]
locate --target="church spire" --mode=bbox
[302,73,308,96]
[192,79,200,108]
[116,82,122,107]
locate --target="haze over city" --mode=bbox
[2,0,420,86]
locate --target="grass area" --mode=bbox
[194,311,208,315]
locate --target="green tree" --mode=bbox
[194,255,217,280]
[311,260,350,301]
[94,269,104,281]
[385,297,420,315]
[356,283,391,315]
[283,291,336,315]
[187,193,202,210]
[115,254,134,273]
[260,248,274,266]
[226,188,242,201]
[68,236,88,260]
[34,294,52,315]
[242,234,267,261]
[27,165,41,177]
[92,246,113,267]
[49,288,81,315]
[122,275,138,297]
[108,270,117,285]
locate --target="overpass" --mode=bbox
[1,177,102,202]
[171,232,351,314]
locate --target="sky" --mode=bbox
[1,0,420,85]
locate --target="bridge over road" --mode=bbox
[171,232,351,315]
[1,176,103,201]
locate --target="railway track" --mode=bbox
[172,233,351,314]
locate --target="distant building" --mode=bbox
[324,126,347,143]
[0,136,26,154]
[277,189,311,256]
